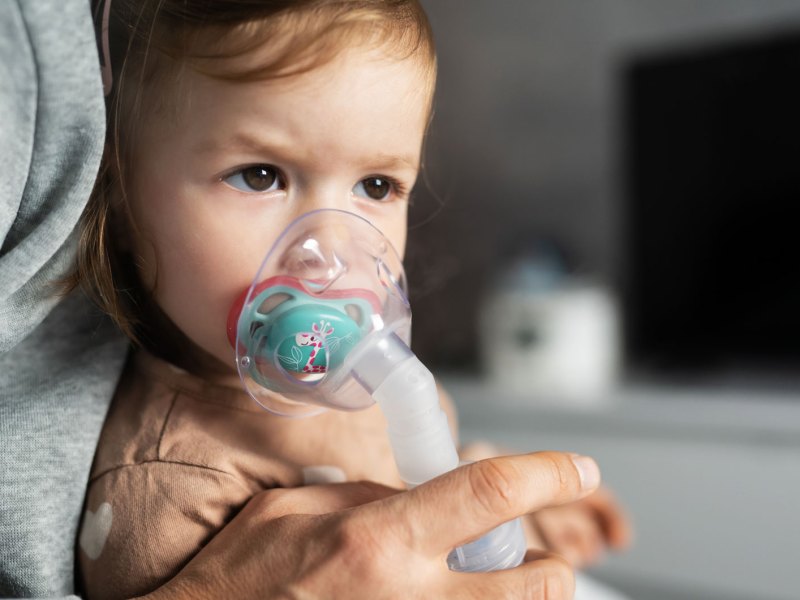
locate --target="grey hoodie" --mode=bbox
[0,1,128,596]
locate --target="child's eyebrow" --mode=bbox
[193,134,419,173]
[192,133,283,157]
[366,153,420,173]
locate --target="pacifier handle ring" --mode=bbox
[227,275,384,348]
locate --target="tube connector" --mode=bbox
[352,332,459,486]
[350,331,525,572]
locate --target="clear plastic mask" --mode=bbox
[226,209,527,571]
[227,209,411,417]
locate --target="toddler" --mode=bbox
[73,1,629,598]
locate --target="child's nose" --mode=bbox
[279,219,353,293]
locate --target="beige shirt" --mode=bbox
[77,350,424,600]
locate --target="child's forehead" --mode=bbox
[177,5,436,82]
[197,40,432,95]
[134,7,437,139]
[167,47,431,127]
[138,50,429,172]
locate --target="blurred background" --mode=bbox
[409,1,800,599]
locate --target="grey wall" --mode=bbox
[408,0,800,367]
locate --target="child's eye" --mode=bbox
[353,176,397,201]
[223,165,284,193]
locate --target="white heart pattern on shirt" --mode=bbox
[79,502,113,560]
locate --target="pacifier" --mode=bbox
[227,209,411,417]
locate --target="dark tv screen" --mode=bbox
[624,30,800,379]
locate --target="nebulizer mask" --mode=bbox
[228,209,525,572]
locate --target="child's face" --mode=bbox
[125,47,430,370]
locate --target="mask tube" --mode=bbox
[229,209,525,571]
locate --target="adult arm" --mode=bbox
[145,451,601,600]
[0,1,129,597]
[0,0,105,350]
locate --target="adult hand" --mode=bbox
[143,451,601,600]
[460,441,632,570]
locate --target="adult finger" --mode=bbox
[444,550,575,600]
[246,480,401,520]
[369,451,601,555]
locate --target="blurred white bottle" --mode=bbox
[479,245,620,408]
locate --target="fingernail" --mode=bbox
[571,455,601,491]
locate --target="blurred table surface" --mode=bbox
[441,375,800,600]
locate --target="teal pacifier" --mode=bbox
[233,278,375,382]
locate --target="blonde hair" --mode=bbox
[66,0,436,345]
